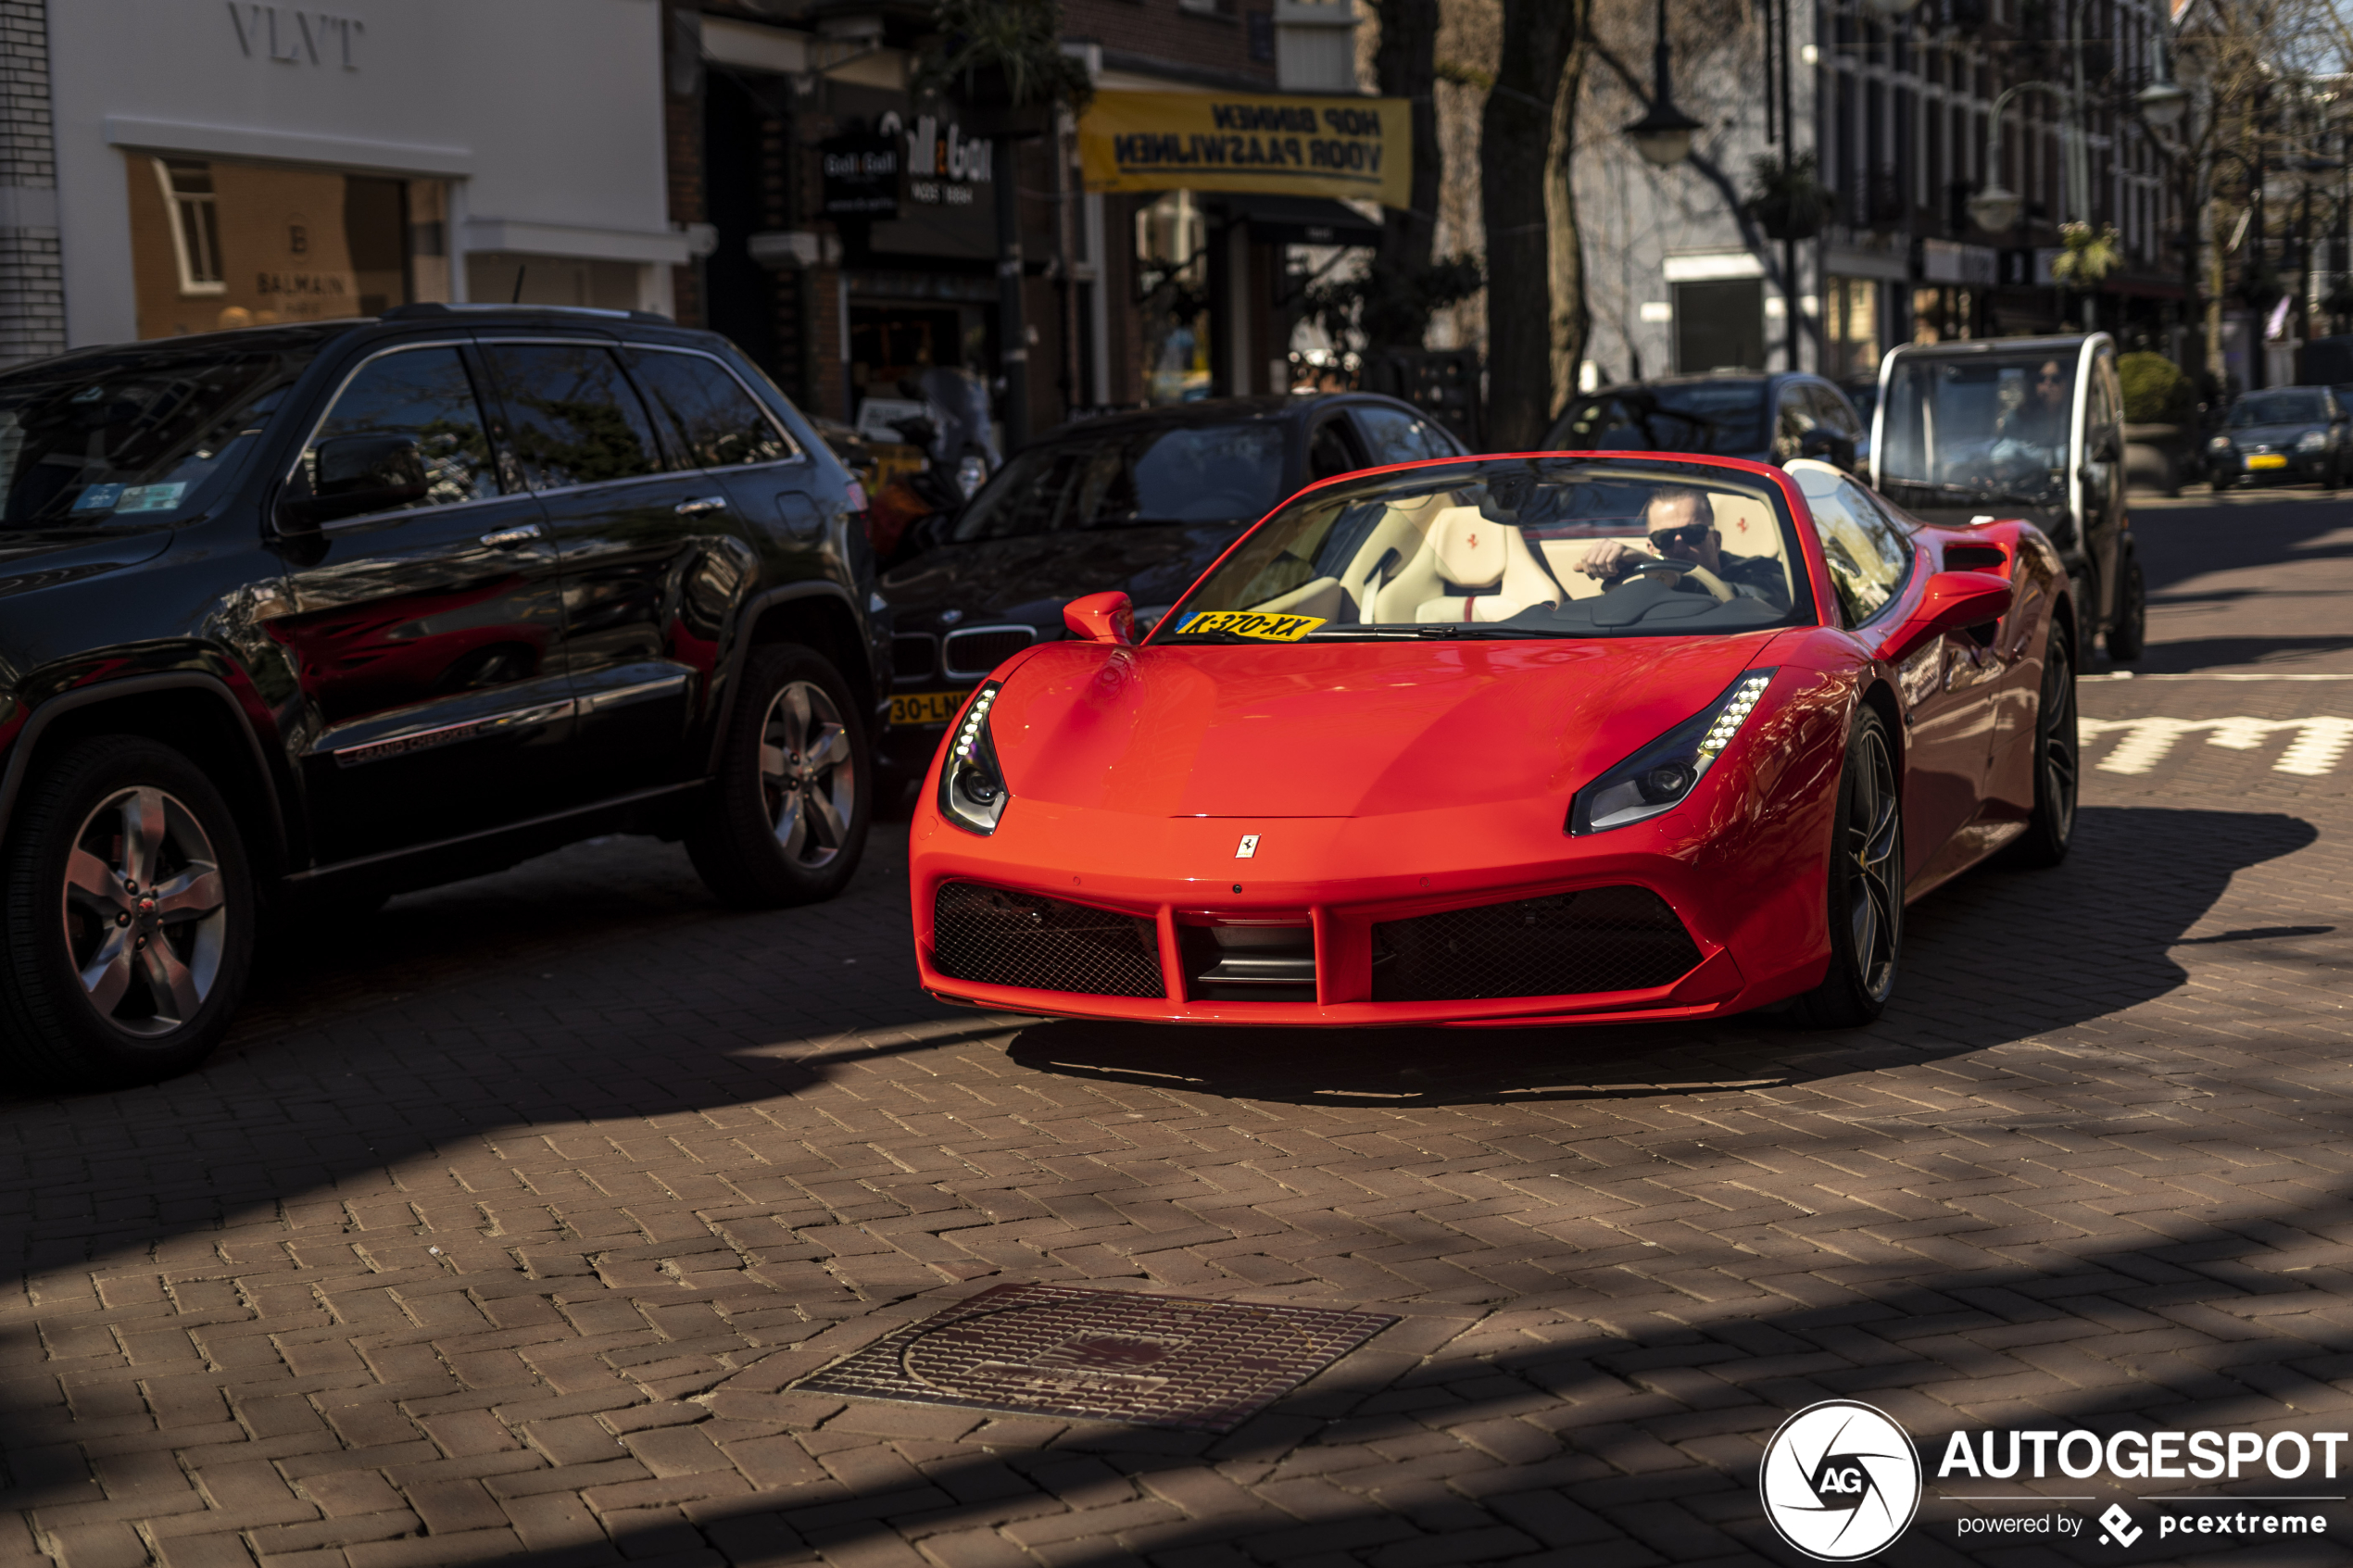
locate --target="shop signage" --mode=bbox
[228,5,363,69]
[1919,238,1996,286]
[1078,91,1411,209]
[821,132,900,220]
[891,112,993,208]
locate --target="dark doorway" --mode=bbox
[1673,280,1765,374]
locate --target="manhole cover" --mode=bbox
[793,1283,1397,1432]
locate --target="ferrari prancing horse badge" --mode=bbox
[1236,834,1259,859]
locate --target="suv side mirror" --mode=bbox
[2090,430,2122,463]
[1873,571,2013,665]
[277,433,429,533]
[1797,428,1857,470]
[1063,591,1136,646]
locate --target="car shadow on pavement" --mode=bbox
[1006,805,2319,1107]
[2135,494,2353,601]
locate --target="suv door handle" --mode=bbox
[480,522,544,549]
[675,495,728,517]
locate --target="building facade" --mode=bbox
[2,0,688,369]
[1577,0,2185,393]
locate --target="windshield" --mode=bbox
[1150,458,1807,643]
[1548,383,1768,457]
[0,343,316,529]
[1877,350,2076,507]
[951,420,1287,541]
[2232,390,2328,427]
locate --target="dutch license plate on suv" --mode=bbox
[890,690,965,727]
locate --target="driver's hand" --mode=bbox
[1578,541,1642,581]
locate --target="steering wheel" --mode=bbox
[1627,557,1735,603]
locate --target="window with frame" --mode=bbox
[1793,467,1911,626]
[625,349,798,470]
[291,346,498,515]
[478,344,664,490]
[154,159,225,295]
[1356,405,1453,465]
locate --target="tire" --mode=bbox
[1791,709,1903,1029]
[686,644,871,909]
[2105,549,2146,662]
[2001,619,2078,868]
[0,737,255,1088]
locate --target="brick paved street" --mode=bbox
[6,495,2353,1568]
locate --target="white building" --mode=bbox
[1,0,690,366]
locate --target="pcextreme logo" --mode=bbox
[1760,1400,1923,1562]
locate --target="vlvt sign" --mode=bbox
[227,5,364,69]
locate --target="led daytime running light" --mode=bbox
[1699,673,1771,758]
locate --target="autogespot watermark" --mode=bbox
[1760,1407,2347,1556]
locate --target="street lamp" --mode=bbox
[2136,79,2189,130]
[1623,0,1702,168]
[1969,81,2072,236]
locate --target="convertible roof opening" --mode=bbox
[1155,458,1812,642]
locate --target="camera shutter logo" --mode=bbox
[1760,1400,1921,1561]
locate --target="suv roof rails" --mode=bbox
[379,302,676,325]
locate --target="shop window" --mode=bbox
[129,154,450,339]
[1826,278,1881,381]
[1672,281,1764,374]
[1137,192,1211,405]
[154,160,225,295]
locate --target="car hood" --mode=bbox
[988,633,1785,819]
[879,524,1252,630]
[0,525,175,603]
[2226,421,2322,447]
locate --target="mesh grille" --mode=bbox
[1371,886,1700,1003]
[932,883,1166,998]
[892,634,937,681]
[943,626,1035,678]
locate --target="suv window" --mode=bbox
[1809,384,1862,439]
[1794,468,1911,626]
[295,345,497,514]
[1306,417,1361,482]
[626,349,799,470]
[1355,405,1452,465]
[1772,384,1820,463]
[479,343,663,490]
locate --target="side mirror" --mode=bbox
[1872,571,2012,665]
[1063,590,1136,646]
[277,433,429,533]
[1798,429,1857,470]
[2091,431,2122,463]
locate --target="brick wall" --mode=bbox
[0,0,65,368]
[1063,0,1277,86]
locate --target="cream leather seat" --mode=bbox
[1368,506,1560,622]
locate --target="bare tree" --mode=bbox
[1481,0,1590,446]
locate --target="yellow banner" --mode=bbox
[1077,91,1411,209]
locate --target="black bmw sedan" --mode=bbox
[874,393,1465,797]
[2206,386,2348,489]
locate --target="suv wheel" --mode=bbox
[686,644,871,907]
[0,737,255,1087]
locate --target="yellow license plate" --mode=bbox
[889,690,966,727]
[2247,454,2288,470]
[1170,609,1327,641]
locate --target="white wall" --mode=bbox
[49,0,679,345]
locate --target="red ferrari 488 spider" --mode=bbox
[907,452,2079,1029]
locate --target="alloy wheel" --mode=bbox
[61,786,229,1038]
[759,680,857,868]
[1844,726,1901,1002]
[2042,646,2080,844]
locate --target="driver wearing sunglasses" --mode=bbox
[1995,358,2072,456]
[1573,486,1791,609]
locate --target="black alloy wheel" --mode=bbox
[0,736,255,1087]
[1792,709,1903,1028]
[686,643,871,908]
[2105,550,2146,662]
[2003,620,2079,868]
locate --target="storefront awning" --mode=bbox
[1212,194,1382,247]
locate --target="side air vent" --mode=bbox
[1370,886,1700,1002]
[931,883,1165,997]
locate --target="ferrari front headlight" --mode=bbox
[1568,670,1775,835]
[939,682,1011,834]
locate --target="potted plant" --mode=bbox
[1745,152,1836,242]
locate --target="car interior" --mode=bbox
[1230,477,1794,633]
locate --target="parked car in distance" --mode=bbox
[2206,385,2348,490]
[1543,372,1870,472]
[0,305,887,1087]
[874,394,1466,799]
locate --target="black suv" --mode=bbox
[0,306,887,1086]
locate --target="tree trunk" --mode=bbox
[1481,0,1584,449]
[1372,0,1443,318]
[1544,23,1592,415]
